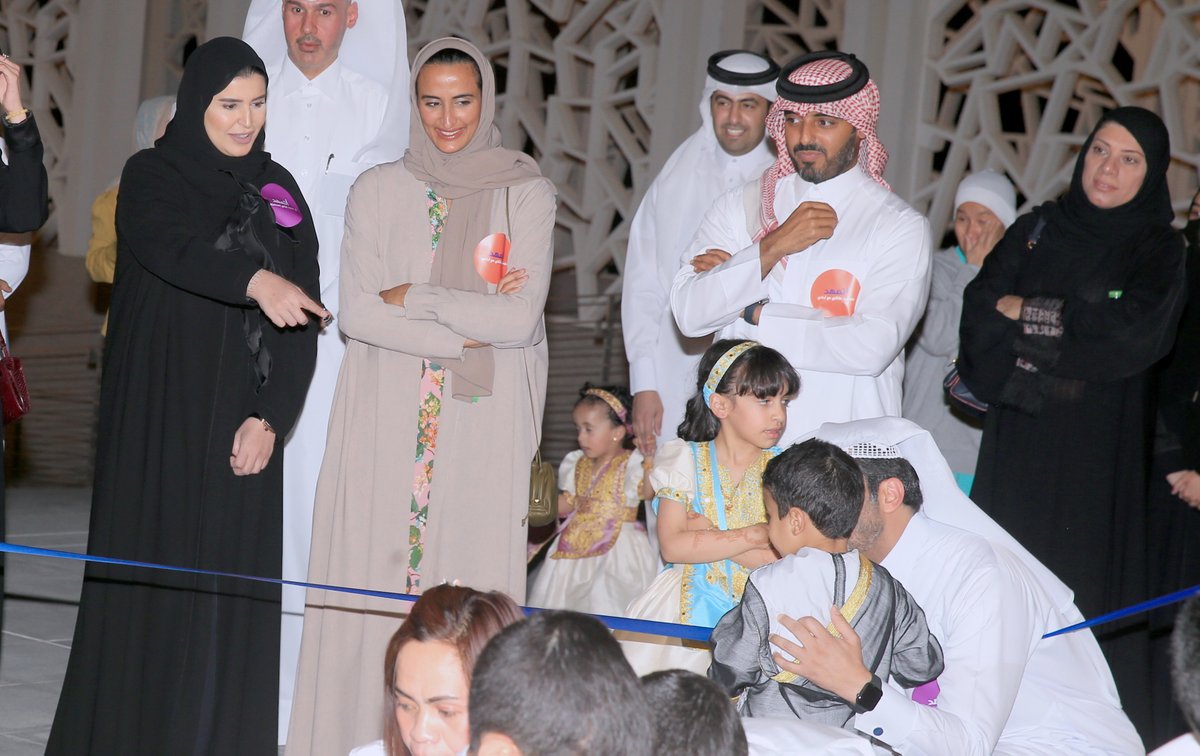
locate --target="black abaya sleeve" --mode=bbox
[117,151,261,304]
[958,214,1038,404]
[250,166,319,438]
[1154,244,1200,470]
[0,115,49,233]
[962,218,1186,395]
[1047,227,1186,382]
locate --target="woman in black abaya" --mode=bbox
[47,37,325,754]
[959,107,1185,743]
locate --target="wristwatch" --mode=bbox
[851,673,884,714]
[742,298,768,325]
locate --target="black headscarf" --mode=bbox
[1042,105,1174,243]
[157,36,272,187]
[154,36,292,388]
[960,105,1185,413]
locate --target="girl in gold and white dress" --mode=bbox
[528,384,659,616]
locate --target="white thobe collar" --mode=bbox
[714,138,773,175]
[273,56,344,101]
[774,165,872,218]
[878,510,933,575]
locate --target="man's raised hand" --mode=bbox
[759,201,838,276]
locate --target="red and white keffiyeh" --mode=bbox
[755,54,889,241]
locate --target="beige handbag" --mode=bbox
[527,448,558,528]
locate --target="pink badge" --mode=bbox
[474,232,511,285]
[260,183,302,228]
[911,679,940,708]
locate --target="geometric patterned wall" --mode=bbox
[141,0,207,101]
[10,0,1199,306]
[914,0,1200,238]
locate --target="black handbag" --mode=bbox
[943,216,1048,419]
[943,360,987,419]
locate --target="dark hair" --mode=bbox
[574,383,634,449]
[677,339,800,442]
[468,611,654,755]
[1172,595,1200,735]
[233,64,268,81]
[855,456,924,512]
[762,439,865,539]
[383,585,524,756]
[420,46,484,90]
[641,670,748,756]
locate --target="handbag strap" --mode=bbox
[507,186,544,463]
[1026,215,1047,250]
[0,327,12,360]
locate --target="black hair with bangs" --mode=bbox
[676,339,800,442]
[421,45,484,89]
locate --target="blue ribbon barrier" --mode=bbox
[2,541,1196,643]
[1041,583,1200,639]
[0,542,713,643]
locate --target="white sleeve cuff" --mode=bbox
[629,358,657,395]
[852,681,916,750]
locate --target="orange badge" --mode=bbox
[810,269,861,316]
[474,232,511,285]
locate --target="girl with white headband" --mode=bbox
[621,339,799,674]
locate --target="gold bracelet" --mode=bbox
[3,108,28,125]
[260,417,275,434]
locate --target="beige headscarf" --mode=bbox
[403,37,546,400]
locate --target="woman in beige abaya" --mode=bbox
[288,37,556,755]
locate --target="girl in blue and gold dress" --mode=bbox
[622,340,800,675]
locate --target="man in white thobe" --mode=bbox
[671,51,931,444]
[772,417,1143,755]
[621,50,778,458]
[242,0,409,742]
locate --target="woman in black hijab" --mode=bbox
[960,106,1186,742]
[47,37,323,754]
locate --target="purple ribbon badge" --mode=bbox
[911,679,940,708]
[261,183,302,228]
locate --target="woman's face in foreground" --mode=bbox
[416,62,483,154]
[1081,122,1147,210]
[393,639,471,756]
[203,73,267,157]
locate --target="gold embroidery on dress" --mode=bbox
[655,487,691,506]
[551,452,635,560]
[679,445,773,624]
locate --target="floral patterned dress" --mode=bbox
[406,187,449,592]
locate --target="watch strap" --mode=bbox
[742,298,767,325]
[852,673,883,714]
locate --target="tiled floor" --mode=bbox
[0,487,89,756]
